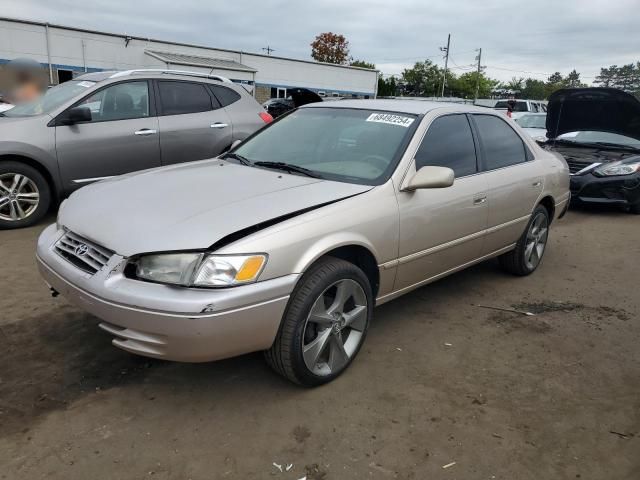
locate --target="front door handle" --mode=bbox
[134,129,157,136]
[532,181,542,187]
[473,196,487,205]
[210,123,228,129]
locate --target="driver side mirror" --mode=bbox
[404,166,454,191]
[58,106,92,126]
[230,139,242,150]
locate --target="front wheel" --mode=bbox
[0,161,51,229]
[265,257,373,387]
[499,205,550,276]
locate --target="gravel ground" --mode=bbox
[1,207,639,480]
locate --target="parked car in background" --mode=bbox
[516,113,547,141]
[37,100,569,386]
[495,99,547,119]
[0,93,13,113]
[544,87,640,214]
[262,88,322,119]
[0,69,271,229]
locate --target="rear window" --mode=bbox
[209,85,241,107]
[158,81,212,115]
[495,100,528,112]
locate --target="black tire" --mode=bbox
[0,161,51,229]
[499,205,550,276]
[265,257,373,387]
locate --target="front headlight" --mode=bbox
[594,161,640,176]
[134,253,267,287]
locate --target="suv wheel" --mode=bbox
[265,257,372,387]
[0,161,51,229]
[499,205,550,276]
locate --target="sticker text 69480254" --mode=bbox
[366,113,415,127]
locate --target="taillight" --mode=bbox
[259,112,273,124]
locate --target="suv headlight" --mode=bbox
[594,160,640,177]
[133,253,267,287]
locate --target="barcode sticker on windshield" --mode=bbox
[77,81,95,88]
[366,113,414,127]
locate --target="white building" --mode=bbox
[0,17,378,103]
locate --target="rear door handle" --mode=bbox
[473,196,487,205]
[210,123,228,129]
[134,129,157,136]
[532,181,542,187]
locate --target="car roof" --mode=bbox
[75,70,236,86]
[302,99,494,115]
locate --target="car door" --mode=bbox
[395,113,489,291]
[470,114,543,255]
[55,80,160,193]
[156,80,232,166]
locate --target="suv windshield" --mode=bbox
[557,131,640,149]
[3,80,96,117]
[233,107,418,185]
[516,114,546,129]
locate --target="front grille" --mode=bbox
[54,230,113,274]
[566,159,595,174]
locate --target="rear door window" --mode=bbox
[209,85,241,107]
[414,114,478,177]
[158,81,212,115]
[473,114,527,170]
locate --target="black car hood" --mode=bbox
[546,88,640,141]
[288,88,323,107]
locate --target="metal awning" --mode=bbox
[145,50,257,73]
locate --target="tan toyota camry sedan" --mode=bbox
[37,100,570,386]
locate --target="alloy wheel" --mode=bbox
[524,212,548,270]
[0,173,40,222]
[302,279,368,376]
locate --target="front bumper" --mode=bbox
[570,172,640,207]
[36,224,299,362]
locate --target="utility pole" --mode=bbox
[474,47,482,103]
[440,34,450,97]
[262,46,275,55]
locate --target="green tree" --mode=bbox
[544,72,565,97]
[401,60,442,96]
[520,78,546,99]
[506,77,525,92]
[350,59,376,69]
[450,71,499,99]
[565,69,585,88]
[310,32,350,64]
[377,76,397,96]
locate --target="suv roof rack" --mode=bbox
[109,69,232,83]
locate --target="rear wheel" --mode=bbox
[0,161,51,229]
[499,205,550,276]
[265,257,372,387]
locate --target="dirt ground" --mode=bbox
[1,207,639,480]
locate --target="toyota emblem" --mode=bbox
[75,243,89,256]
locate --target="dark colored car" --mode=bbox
[262,88,322,119]
[545,88,640,214]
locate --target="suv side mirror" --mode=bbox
[404,166,454,191]
[230,139,242,150]
[58,106,92,125]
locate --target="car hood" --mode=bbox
[546,88,640,141]
[59,159,372,257]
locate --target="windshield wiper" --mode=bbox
[553,138,640,152]
[253,161,323,178]
[220,152,252,166]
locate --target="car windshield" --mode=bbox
[233,107,418,185]
[557,131,640,148]
[516,114,546,129]
[2,80,96,117]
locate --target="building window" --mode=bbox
[57,69,74,84]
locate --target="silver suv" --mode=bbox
[0,69,271,229]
